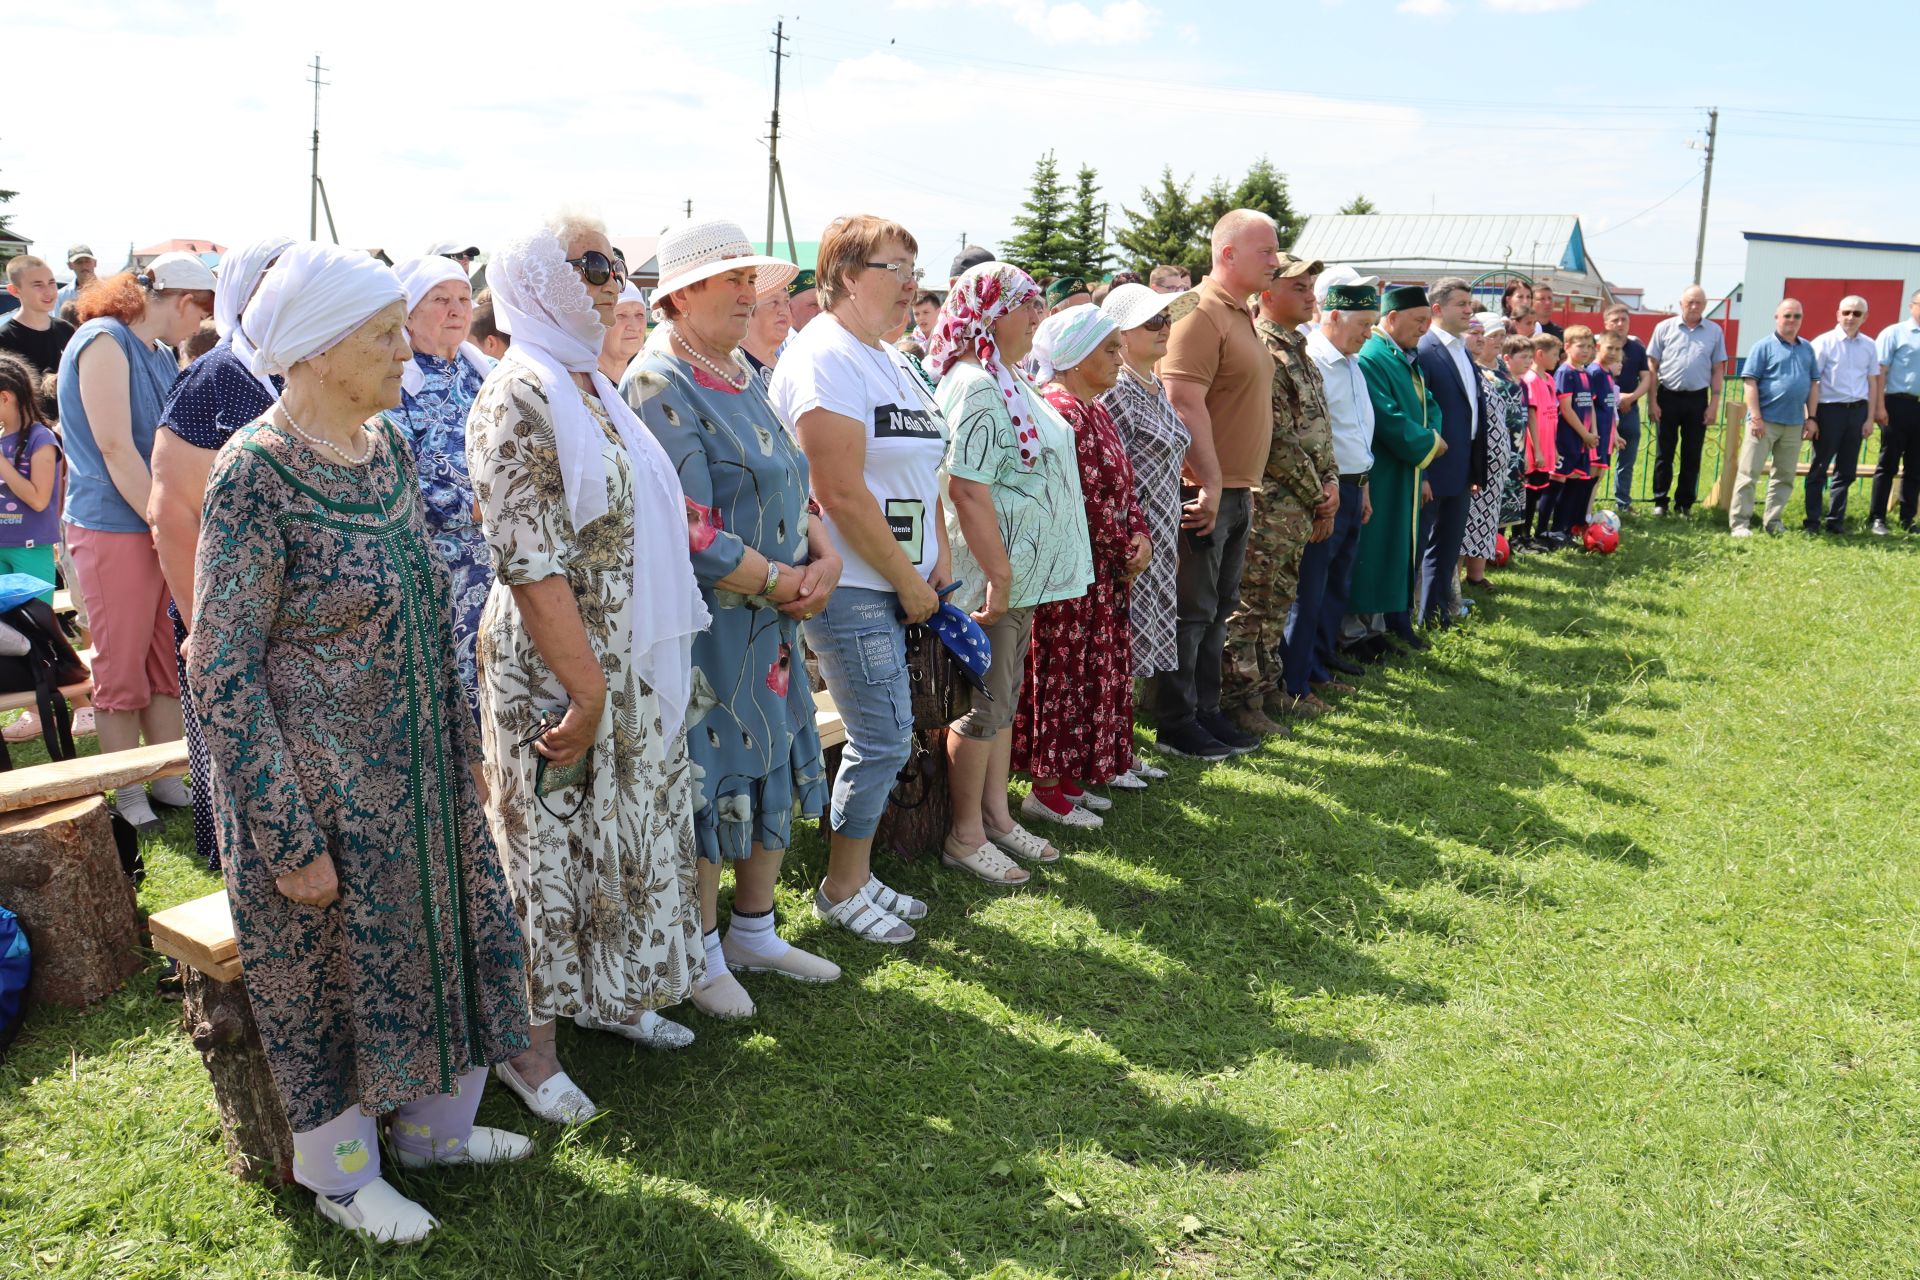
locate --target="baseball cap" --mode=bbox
[949,244,995,280]
[1271,252,1324,280]
[67,244,96,264]
[143,251,218,292]
[427,241,481,259]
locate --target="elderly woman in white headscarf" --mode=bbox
[388,255,496,716]
[188,242,532,1246]
[598,280,649,383]
[466,213,708,1126]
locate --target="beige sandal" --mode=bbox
[985,822,1060,864]
[942,837,1031,887]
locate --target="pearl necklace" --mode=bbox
[673,328,750,391]
[279,403,372,466]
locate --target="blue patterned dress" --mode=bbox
[387,352,490,721]
[622,347,827,864]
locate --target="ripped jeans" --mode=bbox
[803,586,914,840]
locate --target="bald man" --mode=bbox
[1645,285,1728,516]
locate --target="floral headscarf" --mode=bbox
[925,262,1043,467]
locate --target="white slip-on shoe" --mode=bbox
[1128,757,1169,780]
[1069,789,1113,812]
[722,933,841,983]
[1108,769,1148,791]
[314,1177,438,1245]
[578,1009,696,1049]
[690,969,757,1020]
[1020,792,1102,829]
[492,1061,597,1126]
[392,1125,534,1169]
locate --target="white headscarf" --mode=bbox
[393,255,491,395]
[241,243,406,379]
[486,226,708,745]
[216,235,296,394]
[1031,304,1118,383]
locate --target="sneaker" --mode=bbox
[1652,502,1670,517]
[70,707,96,738]
[1198,710,1261,754]
[1730,525,1753,539]
[1019,791,1103,829]
[1871,519,1891,536]
[1108,769,1149,791]
[1,711,40,743]
[1156,721,1232,760]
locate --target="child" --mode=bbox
[1588,335,1624,523]
[0,354,63,603]
[1522,333,1563,546]
[1552,326,1601,538]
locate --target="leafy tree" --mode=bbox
[0,164,16,239]
[1232,155,1299,249]
[1115,167,1204,278]
[1060,164,1111,280]
[1003,151,1075,280]
[1338,193,1378,215]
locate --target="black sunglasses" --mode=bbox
[1138,312,1174,333]
[565,251,627,287]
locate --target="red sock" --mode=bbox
[1060,781,1084,799]
[1031,784,1072,815]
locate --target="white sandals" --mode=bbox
[863,876,927,921]
[985,822,1060,864]
[493,1061,597,1126]
[814,882,915,944]
[942,837,1031,886]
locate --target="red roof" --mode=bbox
[133,239,227,257]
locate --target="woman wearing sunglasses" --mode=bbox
[466,215,708,1126]
[1097,284,1194,786]
[621,218,842,1020]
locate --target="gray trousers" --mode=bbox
[1157,487,1251,728]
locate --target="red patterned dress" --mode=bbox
[1014,386,1149,784]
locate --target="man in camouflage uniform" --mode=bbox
[1223,254,1339,736]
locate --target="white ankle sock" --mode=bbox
[149,776,190,808]
[726,907,789,959]
[114,788,157,826]
[701,928,725,976]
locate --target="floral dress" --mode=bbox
[1015,386,1148,785]
[466,364,702,1025]
[189,417,528,1132]
[388,352,491,720]
[1098,367,1188,677]
[623,347,827,865]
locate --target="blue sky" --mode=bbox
[6,0,1916,307]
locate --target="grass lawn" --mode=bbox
[3,499,1919,1278]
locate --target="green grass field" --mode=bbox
[3,500,1918,1279]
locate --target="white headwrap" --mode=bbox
[486,226,708,745]
[241,243,406,379]
[393,255,491,395]
[215,235,297,394]
[1032,305,1118,383]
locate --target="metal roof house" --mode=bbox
[1290,214,1612,307]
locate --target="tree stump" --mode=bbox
[0,796,140,1006]
[181,965,296,1185]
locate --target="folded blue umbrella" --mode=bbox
[906,581,995,696]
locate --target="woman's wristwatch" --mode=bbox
[762,559,782,600]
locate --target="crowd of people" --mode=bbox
[0,201,1901,1245]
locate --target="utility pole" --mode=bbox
[763,19,796,262]
[308,54,329,240]
[684,199,693,220]
[1692,107,1718,287]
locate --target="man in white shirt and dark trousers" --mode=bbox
[1807,295,1881,532]
[1303,283,1379,678]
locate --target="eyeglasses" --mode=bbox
[865,261,925,283]
[1138,312,1174,333]
[1842,309,1865,317]
[565,251,627,286]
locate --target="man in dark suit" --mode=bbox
[1411,276,1489,626]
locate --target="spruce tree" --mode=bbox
[1232,156,1299,249]
[1061,164,1111,280]
[0,164,16,239]
[1115,167,1201,277]
[1003,151,1074,280]
[1338,193,1378,215]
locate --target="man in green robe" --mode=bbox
[1349,285,1444,646]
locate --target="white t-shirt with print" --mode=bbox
[767,313,948,593]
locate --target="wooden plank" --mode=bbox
[815,691,846,750]
[0,739,190,815]
[0,680,93,717]
[149,889,242,983]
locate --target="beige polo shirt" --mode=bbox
[1160,274,1274,491]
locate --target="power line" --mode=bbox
[1589,170,1700,236]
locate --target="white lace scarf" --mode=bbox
[215,235,295,395]
[486,228,708,747]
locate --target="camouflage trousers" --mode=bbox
[1223,495,1313,706]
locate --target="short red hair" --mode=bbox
[73,270,215,326]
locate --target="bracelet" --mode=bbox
[762,559,781,600]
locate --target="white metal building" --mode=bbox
[1735,231,1920,357]
[1290,213,1612,307]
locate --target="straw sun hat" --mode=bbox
[652,218,800,302]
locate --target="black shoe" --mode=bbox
[1197,711,1261,755]
[1352,636,1392,665]
[1156,721,1232,761]
[1401,631,1431,651]
[1325,653,1364,677]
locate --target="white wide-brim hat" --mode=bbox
[1100,282,1198,332]
[653,218,800,303]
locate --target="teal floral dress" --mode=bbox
[189,417,528,1133]
[623,346,826,863]
[388,352,491,720]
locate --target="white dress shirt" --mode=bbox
[1308,327,1375,475]
[1433,325,1480,438]
[1811,326,1878,404]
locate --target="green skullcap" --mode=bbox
[1381,284,1429,312]
[1325,283,1379,312]
[1045,276,1091,307]
[785,268,817,297]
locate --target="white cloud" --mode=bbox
[900,0,1156,45]
[1398,0,1457,15]
[1482,0,1589,10]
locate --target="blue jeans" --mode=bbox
[803,585,914,841]
[1614,408,1641,507]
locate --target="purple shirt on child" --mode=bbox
[0,423,62,548]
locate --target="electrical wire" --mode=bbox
[1588,170,1701,236]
